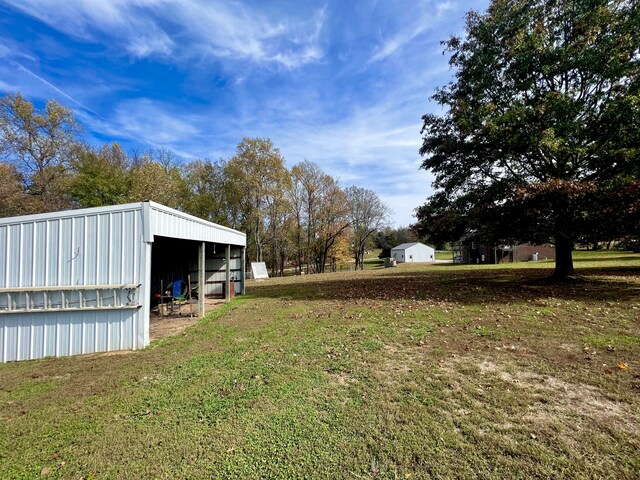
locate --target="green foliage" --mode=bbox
[128,156,183,208]
[178,159,228,224]
[0,163,28,216]
[418,0,640,278]
[67,143,131,207]
[224,137,291,263]
[374,226,417,257]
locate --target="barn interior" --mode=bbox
[149,236,225,317]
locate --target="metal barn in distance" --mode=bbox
[391,242,435,263]
[0,201,246,362]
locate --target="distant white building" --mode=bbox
[391,242,435,263]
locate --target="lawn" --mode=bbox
[1,251,639,479]
[435,250,453,261]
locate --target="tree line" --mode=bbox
[0,93,391,275]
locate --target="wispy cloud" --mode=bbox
[0,78,19,92]
[369,0,455,63]
[83,98,203,150]
[3,0,326,69]
[9,59,97,113]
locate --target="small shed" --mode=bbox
[0,201,246,362]
[390,242,435,263]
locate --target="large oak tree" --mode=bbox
[418,0,639,278]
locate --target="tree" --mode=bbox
[312,174,351,273]
[178,158,229,224]
[288,161,351,273]
[418,0,640,279]
[0,162,28,217]
[128,156,182,208]
[0,93,80,211]
[290,160,324,274]
[224,138,290,262]
[287,162,308,274]
[265,183,293,276]
[67,143,131,207]
[345,186,390,270]
[374,226,417,258]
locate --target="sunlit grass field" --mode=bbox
[1,250,639,478]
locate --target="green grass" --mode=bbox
[435,250,453,261]
[1,251,639,478]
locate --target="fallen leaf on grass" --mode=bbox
[618,363,629,370]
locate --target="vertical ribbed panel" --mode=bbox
[149,203,246,246]
[0,209,143,288]
[0,201,245,362]
[1,310,137,361]
[190,247,243,297]
[0,206,145,362]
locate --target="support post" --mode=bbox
[225,244,231,303]
[198,242,206,317]
[241,247,246,295]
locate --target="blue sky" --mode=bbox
[0,0,488,227]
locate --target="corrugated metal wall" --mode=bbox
[150,203,245,246]
[391,244,435,263]
[1,202,246,362]
[405,244,435,263]
[190,247,243,297]
[0,206,146,361]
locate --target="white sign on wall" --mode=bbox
[251,262,269,279]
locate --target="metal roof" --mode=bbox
[391,242,424,250]
[0,201,246,247]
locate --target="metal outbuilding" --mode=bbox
[0,201,246,362]
[391,242,435,263]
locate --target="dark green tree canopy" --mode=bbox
[418,0,640,278]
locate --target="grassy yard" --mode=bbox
[1,251,639,479]
[435,250,453,261]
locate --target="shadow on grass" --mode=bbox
[250,265,640,305]
[572,254,640,263]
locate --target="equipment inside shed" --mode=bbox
[149,236,238,319]
[149,236,201,317]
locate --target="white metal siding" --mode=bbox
[150,203,245,246]
[391,244,435,263]
[406,244,435,263]
[191,247,243,297]
[0,206,146,361]
[0,201,245,362]
[1,310,138,362]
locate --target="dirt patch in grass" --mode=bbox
[150,299,226,340]
[475,359,640,437]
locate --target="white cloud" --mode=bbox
[262,93,435,227]
[84,98,202,148]
[0,79,19,92]
[9,60,97,113]
[369,0,459,63]
[4,0,326,68]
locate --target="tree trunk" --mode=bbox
[553,235,575,279]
